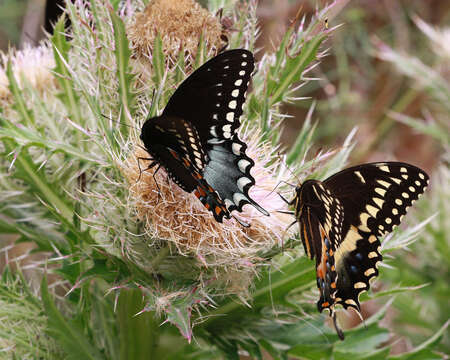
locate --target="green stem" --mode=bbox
[118,289,160,360]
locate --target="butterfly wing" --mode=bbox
[294,180,344,314]
[140,116,230,222]
[294,162,428,338]
[163,49,254,142]
[203,134,268,216]
[153,49,268,219]
[323,162,429,311]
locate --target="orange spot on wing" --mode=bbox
[169,150,179,159]
[317,267,324,279]
[204,203,210,210]
[215,206,222,216]
[322,301,330,308]
[197,187,206,197]
[331,282,336,289]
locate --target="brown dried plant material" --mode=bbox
[127,0,226,65]
[123,130,293,267]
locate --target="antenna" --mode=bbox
[100,113,139,130]
[277,151,302,185]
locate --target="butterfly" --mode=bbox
[140,49,269,225]
[287,162,429,339]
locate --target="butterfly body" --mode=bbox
[292,162,429,338]
[140,50,268,223]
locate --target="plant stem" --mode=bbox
[118,289,160,360]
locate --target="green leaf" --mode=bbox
[389,320,449,359]
[6,60,34,126]
[164,286,207,343]
[51,15,82,126]
[194,32,206,70]
[259,338,289,360]
[333,325,390,359]
[0,116,101,163]
[152,33,165,87]
[289,344,333,360]
[286,103,317,165]
[269,33,326,107]
[117,289,160,360]
[41,277,104,360]
[175,46,186,84]
[388,111,450,146]
[267,27,295,95]
[2,139,73,223]
[371,283,430,299]
[94,295,119,360]
[198,256,315,332]
[240,340,262,360]
[110,6,136,129]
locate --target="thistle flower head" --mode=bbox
[0,44,56,106]
[128,0,226,65]
[124,128,293,269]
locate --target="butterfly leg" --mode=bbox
[152,164,162,201]
[279,219,298,251]
[278,192,294,205]
[137,157,158,183]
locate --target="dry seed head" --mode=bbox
[127,0,226,65]
[123,129,293,267]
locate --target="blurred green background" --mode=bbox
[1,0,448,356]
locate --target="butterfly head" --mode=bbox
[294,180,328,217]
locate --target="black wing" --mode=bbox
[140,50,268,222]
[323,162,429,311]
[140,116,230,222]
[163,49,254,142]
[294,162,429,339]
[294,180,343,310]
[163,49,268,217]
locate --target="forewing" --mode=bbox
[324,162,429,237]
[145,50,268,220]
[163,49,254,142]
[323,162,429,310]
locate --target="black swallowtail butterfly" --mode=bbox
[140,49,269,225]
[290,162,429,339]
